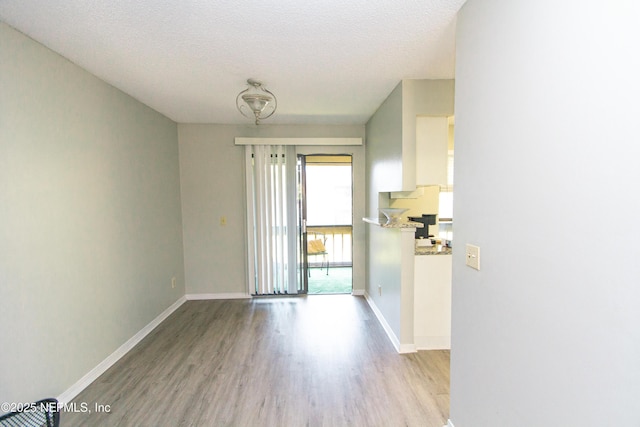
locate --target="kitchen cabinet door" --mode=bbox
[414,254,452,350]
[416,116,448,185]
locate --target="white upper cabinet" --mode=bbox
[416,116,449,185]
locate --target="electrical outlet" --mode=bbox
[378,285,382,296]
[171,277,176,288]
[465,244,480,270]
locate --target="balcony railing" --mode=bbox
[307,225,352,267]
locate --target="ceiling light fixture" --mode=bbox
[236,79,277,125]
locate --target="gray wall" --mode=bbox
[0,23,185,404]
[365,82,404,204]
[364,80,454,344]
[178,124,366,296]
[450,1,640,425]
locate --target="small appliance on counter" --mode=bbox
[408,214,437,240]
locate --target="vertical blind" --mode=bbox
[244,145,299,295]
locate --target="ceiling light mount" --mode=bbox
[236,78,277,125]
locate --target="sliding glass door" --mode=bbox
[244,148,353,296]
[297,154,309,294]
[299,154,353,294]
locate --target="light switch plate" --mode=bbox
[465,244,480,270]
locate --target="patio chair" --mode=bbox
[307,233,329,275]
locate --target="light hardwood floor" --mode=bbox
[64,295,449,426]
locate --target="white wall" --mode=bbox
[178,124,366,296]
[0,23,185,404]
[450,1,640,425]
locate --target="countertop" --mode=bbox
[415,244,452,256]
[362,217,424,228]
[363,217,451,254]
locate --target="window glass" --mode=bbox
[306,164,352,225]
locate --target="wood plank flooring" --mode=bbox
[64,295,449,427]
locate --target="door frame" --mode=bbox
[297,153,354,294]
[238,139,365,296]
[293,145,363,295]
[297,154,309,294]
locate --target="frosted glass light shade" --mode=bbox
[236,79,277,124]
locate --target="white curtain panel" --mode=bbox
[244,145,299,295]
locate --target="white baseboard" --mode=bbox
[185,292,251,300]
[351,289,365,296]
[363,291,400,352]
[363,292,416,354]
[445,419,455,427]
[399,343,417,353]
[415,335,451,351]
[57,296,187,404]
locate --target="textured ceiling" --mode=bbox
[0,0,466,125]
